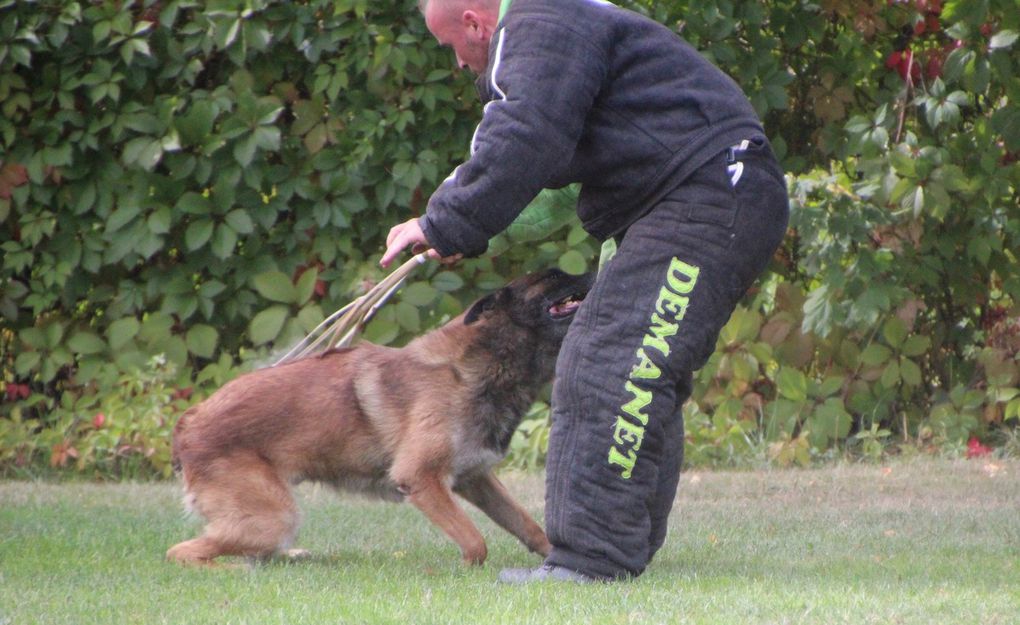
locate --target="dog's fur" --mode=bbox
[166,268,592,566]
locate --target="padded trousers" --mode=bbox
[544,136,789,579]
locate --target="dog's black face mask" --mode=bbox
[464,269,594,341]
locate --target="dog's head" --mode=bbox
[463,268,594,343]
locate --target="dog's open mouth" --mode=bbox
[548,293,586,319]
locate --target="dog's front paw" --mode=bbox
[282,548,313,560]
[461,541,488,566]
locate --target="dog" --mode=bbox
[166,268,593,566]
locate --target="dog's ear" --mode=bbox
[464,289,509,325]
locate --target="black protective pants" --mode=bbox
[544,137,789,579]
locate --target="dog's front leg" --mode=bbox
[454,472,552,557]
[399,474,488,565]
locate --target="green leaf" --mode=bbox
[253,270,297,304]
[233,134,258,166]
[989,29,1018,50]
[558,250,588,275]
[186,324,219,359]
[1005,399,1020,422]
[721,307,762,344]
[19,327,45,349]
[224,209,254,234]
[107,317,140,350]
[861,343,892,366]
[176,192,211,215]
[889,150,917,177]
[253,126,280,151]
[46,322,64,349]
[122,137,162,170]
[776,368,808,403]
[992,106,1020,151]
[294,267,318,305]
[395,301,421,332]
[304,124,328,154]
[401,282,438,306]
[505,188,577,243]
[880,360,901,388]
[943,47,975,82]
[808,398,853,444]
[901,335,930,357]
[185,219,214,250]
[817,376,844,398]
[210,223,237,259]
[199,280,227,299]
[93,20,112,43]
[900,356,922,387]
[147,207,172,234]
[362,306,399,345]
[802,284,834,337]
[217,18,242,50]
[68,331,106,355]
[297,304,325,333]
[177,101,217,146]
[106,205,140,233]
[993,388,1020,403]
[432,271,464,292]
[881,317,908,349]
[249,305,289,345]
[15,351,40,376]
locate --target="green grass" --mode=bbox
[1,459,1018,625]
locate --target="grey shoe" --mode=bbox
[497,563,601,584]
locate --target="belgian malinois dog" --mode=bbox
[167,268,593,566]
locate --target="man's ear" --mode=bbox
[461,10,485,40]
[464,289,507,325]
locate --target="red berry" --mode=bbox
[966,437,992,458]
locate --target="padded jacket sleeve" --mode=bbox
[419,19,607,258]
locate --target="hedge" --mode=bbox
[1,0,1018,477]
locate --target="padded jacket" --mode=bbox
[419,0,765,258]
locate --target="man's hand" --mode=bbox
[381,218,462,268]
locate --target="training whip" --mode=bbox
[273,253,428,366]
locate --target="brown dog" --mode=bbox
[166,268,592,566]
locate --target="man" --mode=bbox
[382,0,789,583]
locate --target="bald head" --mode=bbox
[421,0,500,73]
[418,0,500,13]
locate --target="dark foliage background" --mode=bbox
[1,0,1017,476]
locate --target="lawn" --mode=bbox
[1,459,1018,625]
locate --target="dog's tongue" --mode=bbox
[549,297,583,317]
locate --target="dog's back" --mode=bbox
[173,347,398,484]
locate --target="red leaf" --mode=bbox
[0,162,28,200]
[50,442,78,468]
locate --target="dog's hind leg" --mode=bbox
[167,453,301,565]
[166,536,231,566]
